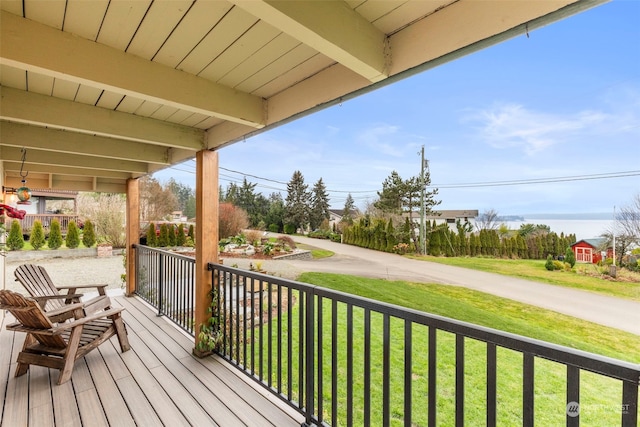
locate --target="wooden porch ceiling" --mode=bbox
[0,295,303,426]
[0,0,606,193]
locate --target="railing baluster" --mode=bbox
[486,343,497,427]
[317,296,323,425]
[277,283,283,394]
[383,313,390,427]
[566,365,580,426]
[287,286,293,400]
[428,326,437,427]
[523,353,534,427]
[331,299,338,427]
[299,288,305,408]
[304,288,315,426]
[250,277,255,375]
[364,308,371,427]
[347,304,354,426]
[456,334,464,427]
[404,320,412,427]
[268,280,273,388]
[622,380,638,427]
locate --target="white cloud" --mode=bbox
[465,103,620,155]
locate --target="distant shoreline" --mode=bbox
[507,212,613,221]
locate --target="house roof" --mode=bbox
[425,210,479,220]
[0,1,604,193]
[572,238,607,249]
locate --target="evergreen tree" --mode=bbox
[284,170,310,232]
[309,178,330,230]
[176,223,186,246]
[30,220,46,250]
[147,222,158,247]
[341,193,356,225]
[82,219,96,248]
[167,223,177,246]
[65,220,80,249]
[265,192,285,233]
[47,219,63,250]
[7,219,25,250]
[188,224,195,240]
[157,223,169,247]
[565,246,576,267]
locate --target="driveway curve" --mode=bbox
[236,235,640,336]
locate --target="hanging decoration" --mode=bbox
[16,147,31,204]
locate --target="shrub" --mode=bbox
[545,255,554,271]
[552,260,565,270]
[219,202,249,239]
[268,223,279,233]
[188,224,194,240]
[283,223,296,235]
[277,235,296,249]
[146,222,157,247]
[167,223,177,246]
[157,223,169,247]
[47,219,63,250]
[564,247,576,268]
[82,219,96,248]
[30,220,46,250]
[176,223,186,246]
[65,220,81,249]
[7,219,25,251]
[245,229,263,245]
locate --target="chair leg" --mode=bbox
[57,326,83,385]
[112,315,131,352]
[14,334,36,377]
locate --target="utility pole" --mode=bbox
[419,145,426,255]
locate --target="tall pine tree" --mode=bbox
[309,178,330,230]
[284,171,310,232]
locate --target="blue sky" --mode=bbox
[156,0,640,216]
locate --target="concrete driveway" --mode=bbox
[244,235,640,336]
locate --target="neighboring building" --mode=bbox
[328,209,359,230]
[425,209,479,231]
[571,238,613,264]
[3,188,79,234]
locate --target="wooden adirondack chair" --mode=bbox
[14,264,111,314]
[0,290,130,385]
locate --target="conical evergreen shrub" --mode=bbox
[30,220,46,250]
[66,221,80,249]
[82,219,96,248]
[47,219,63,250]
[146,222,157,247]
[7,219,25,251]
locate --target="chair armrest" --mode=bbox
[51,307,125,333]
[45,302,85,319]
[32,294,84,301]
[56,284,108,290]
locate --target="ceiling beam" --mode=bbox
[2,161,133,180]
[233,0,388,82]
[0,145,148,174]
[0,87,205,150]
[0,121,170,165]
[0,10,266,128]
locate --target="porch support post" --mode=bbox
[194,149,219,349]
[125,178,139,296]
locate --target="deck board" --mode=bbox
[0,295,304,427]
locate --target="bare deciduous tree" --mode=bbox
[476,208,500,231]
[78,193,127,247]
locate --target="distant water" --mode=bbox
[503,219,614,241]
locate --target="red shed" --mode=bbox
[571,238,613,264]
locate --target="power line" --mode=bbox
[433,170,640,189]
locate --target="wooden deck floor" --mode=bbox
[0,295,304,427]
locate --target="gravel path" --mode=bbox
[4,255,126,297]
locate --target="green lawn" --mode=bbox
[407,255,640,301]
[245,273,637,426]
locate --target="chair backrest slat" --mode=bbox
[14,264,64,311]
